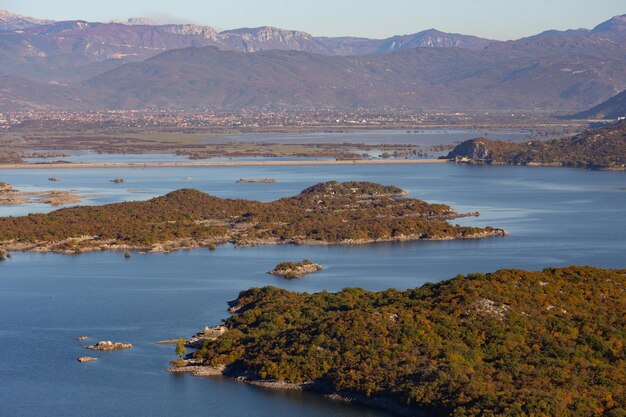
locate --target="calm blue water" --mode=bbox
[1,163,625,417]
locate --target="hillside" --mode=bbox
[181,266,626,417]
[445,121,626,170]
[0,181,504,253]
[572,89,626,120]
[79,45,626,111]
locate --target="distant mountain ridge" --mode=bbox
[375,29,492,51]
[0,10,502,82]
[539,14,626,43]
[1,10,626,112]
[3,44,623,112]
[2,9,624,59]
[0,10,54,31]
[84,46,626,111]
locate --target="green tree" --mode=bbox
[175,338,187,358]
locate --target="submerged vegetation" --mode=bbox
[0,181,504,253]
[446,121,626,170]
[190,266,626,417]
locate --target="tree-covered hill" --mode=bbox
[0,181,504,253]
[445,121,626,170]
[191,266,626,416]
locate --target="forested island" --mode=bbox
[446,121,626,170]
[174,266,626,417]
[0,181,505,254]
[269,259,323,278]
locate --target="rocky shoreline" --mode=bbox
[0,182,85,206]
[169,357,421,417]
[0,228,507,256]
[87,341,133,351]
[166,323,426,416]
[236,178,277,183]
[449,157,626,171]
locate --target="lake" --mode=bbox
[0,162,625,416]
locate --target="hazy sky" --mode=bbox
[1,0,624,40]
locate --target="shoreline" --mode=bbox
[0,228,508,255]
[169,366,424,417]
[449,160,626,171]
[0,159,448,170]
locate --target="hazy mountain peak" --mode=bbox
[594,14,626,28]
[0,9,54,31]
[592,14,626,41]
[221,26,314,39]
[531,28,590,38]
[526,14,626,43]
[157,24,220,39]
[377,28,493,52]
[220,26,320,53]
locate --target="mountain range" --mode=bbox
[0,11,500,83]
[0,10,625,113]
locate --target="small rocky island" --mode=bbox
[0,182,27,205]
[77,356,97,363]
[445,120,626,170]
[87,341,133,351]
[0,181,84,206]
[236,178,277,183]
[269,259,322,278]
[0,181,506,255]
[169,266,626,417]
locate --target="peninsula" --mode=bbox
[445,121,626,170]
[0,181,505,254]
[173,266,626,417]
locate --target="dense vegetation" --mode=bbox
[193,266,626,416]
[0,181,502,252]
[273,259,317,271]
[446,121,626,170]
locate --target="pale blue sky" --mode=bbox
[1,0,624,40]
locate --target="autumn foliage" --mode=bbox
[197,266,626,417]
